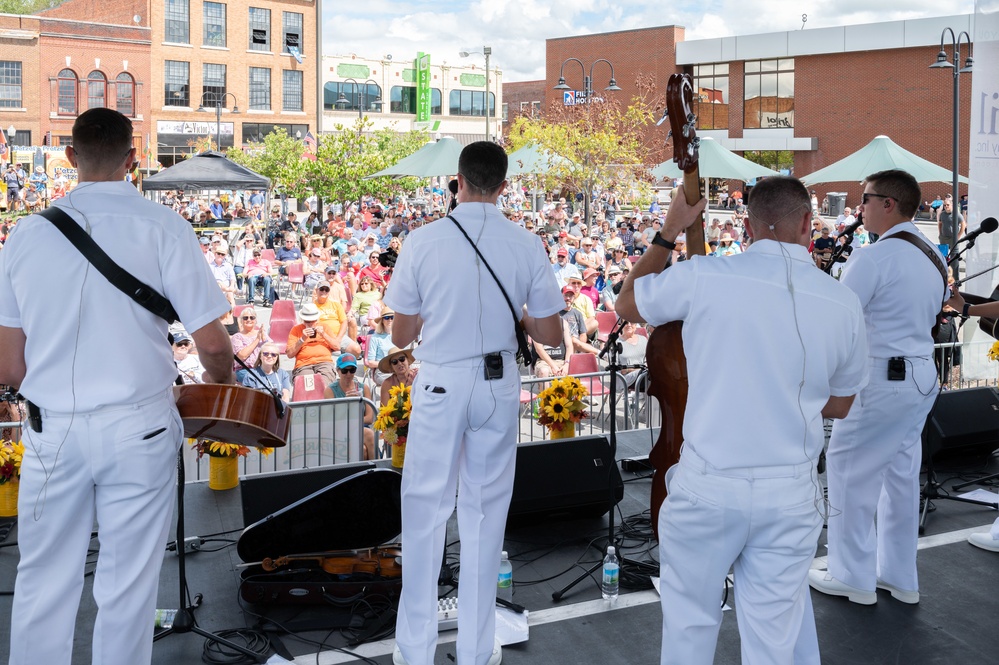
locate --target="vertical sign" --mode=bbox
[416,52,431,125]
[962,2,999,379]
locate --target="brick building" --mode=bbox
[502,79,544,129]
[522,15,973,205]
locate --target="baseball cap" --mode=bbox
[556,248,568,257]
[336,354,358,370]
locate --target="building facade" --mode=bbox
[321,53,502,144]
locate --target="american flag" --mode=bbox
[302,131,317,161]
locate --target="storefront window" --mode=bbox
[744,59,794,129]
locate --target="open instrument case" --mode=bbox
[237,467,403,606]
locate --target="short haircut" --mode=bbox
[745,176,811,239]
[458,141,507,196]
[865,169,920,219]
[71,108,133,171]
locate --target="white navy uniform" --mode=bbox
[825,222,944,594]
[0,181,230,665]
[633,240,868,665]
[384,202,562,665]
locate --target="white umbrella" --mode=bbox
[800,135,968,185]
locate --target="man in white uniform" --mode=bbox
[810,169,945,606]
[0,108,234,665]
[385,141,564,665]
[617,176,868,665]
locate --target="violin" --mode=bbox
[645,73,704,540]
[258,546,402,578]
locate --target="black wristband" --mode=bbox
[962,302,971,318]
[652,234,676,251]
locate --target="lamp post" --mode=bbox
[459,46,492,142]
[334,77,382,123]
[6,125,15,147]
[553,58,622,227]
[929,28,973,280]
[197,92,240,151]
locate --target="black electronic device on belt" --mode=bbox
[25,400,42,433]
[484,353,504,381]
[888,357,906,381]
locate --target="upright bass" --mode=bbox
[646,73,704,540]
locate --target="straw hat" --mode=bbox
[378,346,415,373]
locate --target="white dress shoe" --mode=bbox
[393,637,501,665]
[808,569,876,605]
[969,531,999,552]
[876,579,919,604]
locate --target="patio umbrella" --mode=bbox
[800,135,968,185]
[367,136,463,179]
[651,137,781,181]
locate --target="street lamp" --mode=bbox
[929,27,973,280]
[459,46,492,142]
[197,91,240,151]
[553,58,622,226]
[6,125,15,146]
[334,77,382,121]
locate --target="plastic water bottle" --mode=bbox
[154,608,177,630]
[601,546,620,601]
[497,551,513,602]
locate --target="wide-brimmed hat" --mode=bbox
[378,346,414,373]
[374,306,395,322]
[720,233,735,242]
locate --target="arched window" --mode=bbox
[57,68,78,115]
[116,73,135,117]
[87,71,107,109]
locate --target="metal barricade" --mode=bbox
[518,370,632,442]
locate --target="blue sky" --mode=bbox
[324,0,975,81]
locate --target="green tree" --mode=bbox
[226,128,308,198]
[743,150,794,173]
[0,0,55,14]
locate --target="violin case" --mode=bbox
[237,466,403,606]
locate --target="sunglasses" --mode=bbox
[390,356,407,366]
[215,252,227,257]
[261,352,278,358]
[241,315,256,320]
[340,366,357,374]
[319,287,330,293]
[381,315,394,321]
[175,341,191,347]
[862,193,892,205]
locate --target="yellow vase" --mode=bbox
[208,455,239,490]
[391,440,406,469]
[549,425,576,440]
[0,479,18,517]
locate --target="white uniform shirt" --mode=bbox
[839,222,946,359]
[385,202,564,365]
[0,181,230,411]
[635,240,869,469]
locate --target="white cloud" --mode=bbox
[324,0,975,80]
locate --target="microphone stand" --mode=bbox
[947,234,981,267]
[552,317,624,602]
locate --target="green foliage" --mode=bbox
[743,150,794,173]
[0,0,54,14]
[226,128,308,198]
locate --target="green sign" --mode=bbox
[336,63,370,78]
[459,73,486,88]
[416,52,431,124]
[402,68,416,83]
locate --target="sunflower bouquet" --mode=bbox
[374,384,412,446]
[0,439,24,484]
[536,376,589,434]
[190,439,273,459]
[988,341,999,362]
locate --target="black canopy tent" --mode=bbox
[142,151,270,191]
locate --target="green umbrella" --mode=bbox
[367,136,463,178]
[651,137,781,181]
[800,135,968,185]
[506,142,568,177]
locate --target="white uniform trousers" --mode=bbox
[826,356,937,592]
[9,389,182,665]
[395,356,520,665]
[659,448,823,665]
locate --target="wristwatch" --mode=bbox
[962,302,971,318]
[651,233,676,251]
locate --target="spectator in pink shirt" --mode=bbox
[243,248,273,307]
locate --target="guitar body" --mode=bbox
[647,73,704,540]
[174,383,289,449]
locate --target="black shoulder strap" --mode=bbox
[885,230,949,300]
[39,206,179,323]
[447,214,534,367]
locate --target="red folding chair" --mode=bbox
[567,352,610,422]
[261,248,276,262]
[595,311,618,343]
[286,262,305,302]
[267,318,296,354]
[291,373,327,402]
[270,299,296,321]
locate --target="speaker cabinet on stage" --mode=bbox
[922,387,999,462]
[508,435,623,525]
[239,461,377,526]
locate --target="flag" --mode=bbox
[0,128,7,157]
[289,46,303,64]
[302,130,317,161]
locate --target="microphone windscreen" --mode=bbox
[982,217,998,233]
[448,179,458,195]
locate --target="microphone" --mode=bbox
[955,217,999,245]
[447,179,458,213]
[837,212,863,238]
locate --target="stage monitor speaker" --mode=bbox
[922,387,999,463]
[508,435,623,525]
[240,461,377,526]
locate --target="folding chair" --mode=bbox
[595,311,618,343]
[567,353,611,422]
[291,373,328,402]
[270,299,296,321]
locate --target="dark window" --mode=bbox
[282,69,302,111]
[249,67,270,110]
[248,8,269,51]
[164,0,189,44]
[87,71,107,109]
[389,86,441,115]
[115,73,135,117]
[242,123,308,144]
[202,63,227,107]
[0,61,22,108]
[57,68,78,115]
[281,12,303,54]
[744,59,794,129]
[203,2,226,48]
[324,81,381,111]
[692,63,729,131]
[164,60,189,107]
[448,89,495,117]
